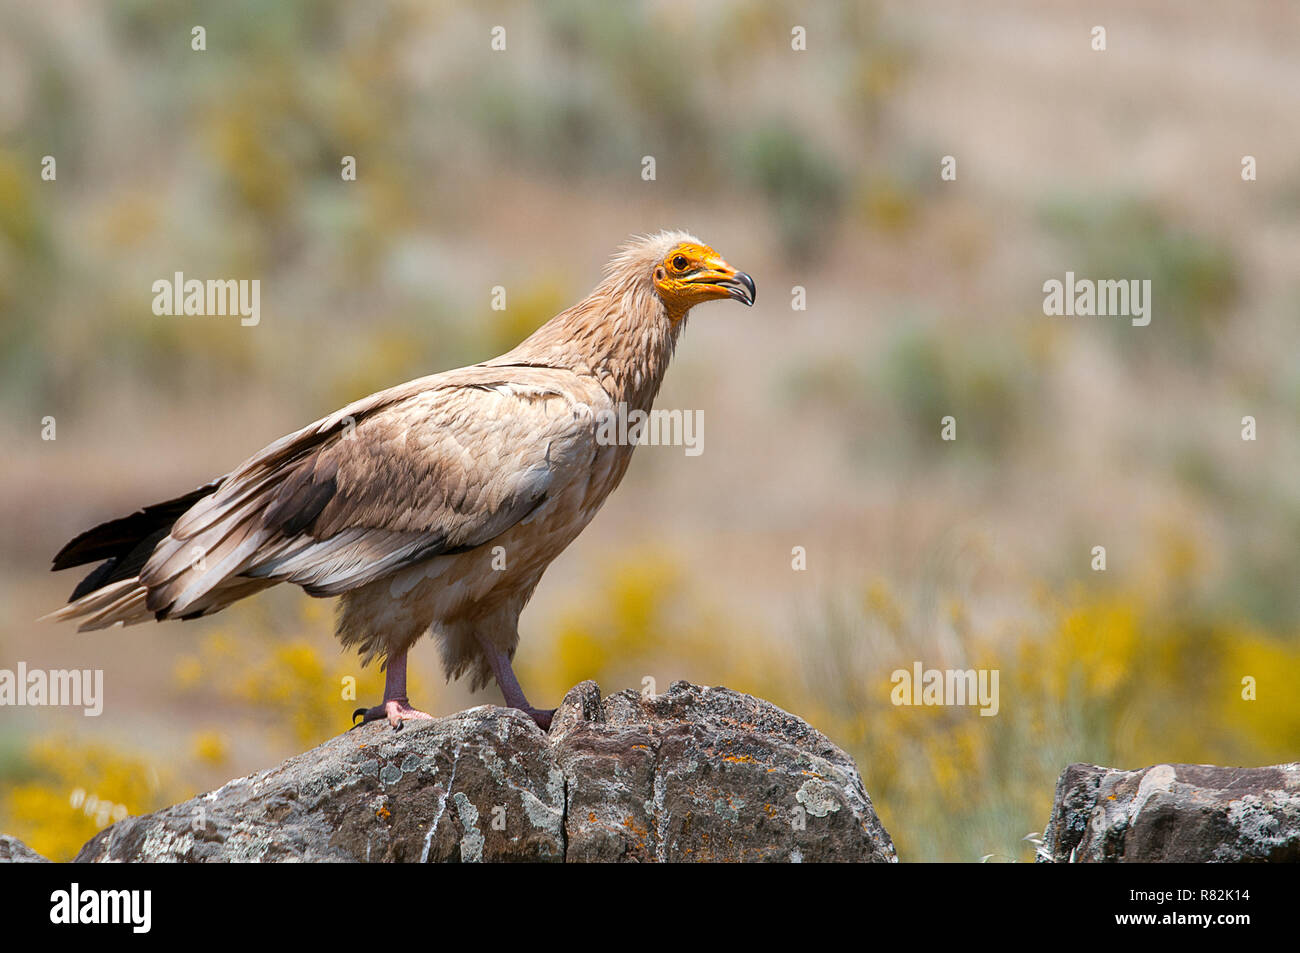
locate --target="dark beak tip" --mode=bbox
[708,270,756,306]
[738,272,756,306]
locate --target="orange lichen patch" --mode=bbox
[621,815,649,850]
[631,744,650,751]
[721,754,759,764]
[716,716,761,733]
[376,805,391,820]
[588,811,598,823]
[764,803,777,817]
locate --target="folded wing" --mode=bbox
[139,366,602,619]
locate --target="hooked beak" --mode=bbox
[686,261,757,307]
[718,270,757,306]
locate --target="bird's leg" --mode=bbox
[351,649,435,731]
[476,636,555,730]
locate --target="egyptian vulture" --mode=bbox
[46,232,756,729]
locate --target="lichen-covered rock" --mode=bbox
[76,705,563,862]
[553,681,895,861]
[1038,762,1300,862]
[75,680,894,863]
[0,834,50,863]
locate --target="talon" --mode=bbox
[351,697,436,730]
[527,707,556,731]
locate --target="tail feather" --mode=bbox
[67,526,172,601]
[48,478,225,629]
[51,480,221,573]
[40,579,151,631]
[42,574,273,631]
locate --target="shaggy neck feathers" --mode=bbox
[500,232,697,412]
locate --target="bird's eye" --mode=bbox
[672,255,689,271]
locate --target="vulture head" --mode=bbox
[651,238,756,316]
[597,231,756,329]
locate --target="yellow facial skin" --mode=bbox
[653,242,756,320]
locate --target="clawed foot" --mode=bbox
[352,697,435,731]
[519,706,555,731]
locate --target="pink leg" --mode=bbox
[351,648,434,730]
[476,635,555,730]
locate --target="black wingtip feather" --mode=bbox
[68,558,120,602]
[51,479,221,572]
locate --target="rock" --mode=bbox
[552,681,894,861]
[0,834,50,863]
[1038,762,1300,862]
[75,680,896,863]
[77,703,564,863]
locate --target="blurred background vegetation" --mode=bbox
[2,0,1299,861]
